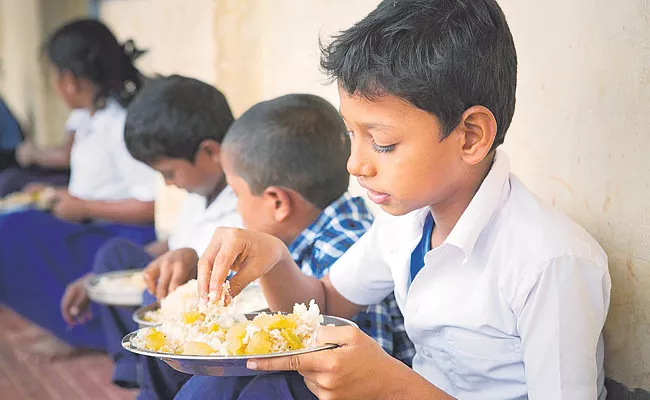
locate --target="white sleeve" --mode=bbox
[111,113,158,202]
[514,256,610,400]
[65,109,91,133]
[328,212,395,306]
[192,210,243,256]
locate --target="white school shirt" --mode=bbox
[67,99,157,202]
[167,186,243,255]
[329,149,610,400]
[64,109,91,133]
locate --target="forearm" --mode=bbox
[32,146,70,169]
[81,199,154,224]
[145,240,169,258]
[260,253,326,313]
[389,362,455,400]
[260,254,365,319]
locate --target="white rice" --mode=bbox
[133,284,324,356]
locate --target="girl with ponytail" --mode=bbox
[0,19,158,360]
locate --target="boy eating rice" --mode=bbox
[197,0,611,399]
[174,93,413,399]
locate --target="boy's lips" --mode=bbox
[359,182,390,205]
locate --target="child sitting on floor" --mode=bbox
[195,1,610,399]
[0,19,158,360]
[174,93,413,400]
[60,75,242,390]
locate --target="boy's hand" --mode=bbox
[23,182,50,195]
[52,190,87,222]
[198,227,289,301]
[61,274,93,325]
[144,247,199,301]
[15,141,36,167]
[247,326,435,400]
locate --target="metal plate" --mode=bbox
[85,269,144,307]
[132,284,271,328]
[132,303,160,327]
[122,314,357,376]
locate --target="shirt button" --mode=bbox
[422,347,433,358]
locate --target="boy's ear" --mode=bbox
[197,140,221,162]
[263,186,292,223]
[456,105,497,165]
[60,70,79,93]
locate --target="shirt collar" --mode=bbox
[288,191,356,259]
[444,148,511,257]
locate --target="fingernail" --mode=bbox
[70,307,79,316]
[247,361,257,370]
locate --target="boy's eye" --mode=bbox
[371,142,396,153]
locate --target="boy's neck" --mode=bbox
[205,174,227,205]
[428,152,495,248]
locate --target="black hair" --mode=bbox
[45,19,146,107]
[124,75,234,164]
[223,94,350,210]
[320,0,517,149]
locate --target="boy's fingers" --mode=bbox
[197,234,224,299]
[168,263,187,293]
[315,326,359,347]
[227,265,260,298]
[143,263,160,295]
[156,263,172,300]
[247,351,326,372]
[207,239,242,298]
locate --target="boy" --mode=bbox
[197,1,611,399]
[60,75,242,391]
[174,93,414,399]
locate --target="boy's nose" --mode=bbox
[347,146,375,178]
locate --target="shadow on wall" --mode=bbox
[607,379,650,400]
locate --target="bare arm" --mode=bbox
[54,191,155,225]
[18,134,74,169]
[82,199,155,224]
[145,240,170,258]
[198,228,365,319]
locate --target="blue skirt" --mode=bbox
[0,209,155,349]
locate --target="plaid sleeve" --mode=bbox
[351,293,415,366]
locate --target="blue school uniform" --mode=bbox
[173,192,415,400]
[0,96,22,151]
[0,99,157,350]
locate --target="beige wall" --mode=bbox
[500,0,650,389]
[0,0,86,144]
[100,0,649,390]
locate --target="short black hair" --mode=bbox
[223,94,350,210]
[124,75,234,164]
[46,19,146,107]
[320,0,517,149]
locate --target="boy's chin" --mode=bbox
[377,201,417,216]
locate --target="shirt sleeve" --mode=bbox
[328,212,396,306]
[191,210,243,256]
[64,109,91,133]
[514,256,611,400]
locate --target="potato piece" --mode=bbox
[245,331,273,355]
[182,341,215,355]
[181,311,205,325]
[145,330,168,351]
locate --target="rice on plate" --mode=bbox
[132,281,324,356]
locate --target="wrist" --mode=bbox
[78,199,91,219]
